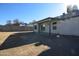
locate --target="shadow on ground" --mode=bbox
[0,32,42,50]
[38,35,79,56]
[0,32,79,56]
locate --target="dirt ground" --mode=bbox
[0,43,50,56]
[0,32,50,56]
[0,32,79,56]
[0,32,15,45]
[0,31,33,45]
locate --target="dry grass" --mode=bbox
[0,32,15,45]
[0,43,50,56]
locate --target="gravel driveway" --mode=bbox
[0,32,79,56]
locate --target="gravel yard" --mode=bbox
[0,32,79,56]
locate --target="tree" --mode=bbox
[6,20,12,25]
[72,5,78,11]
[67,5,72,13]
[13,19,19,24]
[13,19,20,26]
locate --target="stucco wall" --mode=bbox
[34,17,79,36]
[51,21,58,34]
[33,23,39,32]
[55,17,79,36]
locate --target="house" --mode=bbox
[33,16,79,36]
[33,5,79,36]
[33,17,53,33]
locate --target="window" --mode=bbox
[53,26,57,30]
[52,22,57,25]
[41,24,45,31]
[34,25,37,30]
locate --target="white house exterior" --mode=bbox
[33,5,79,36]
[33,23,39,32]
[52,16,79,36]
[33,16,79,36]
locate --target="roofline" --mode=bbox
[33,15,79,24]
[33,17,55,24]
[58,15,79,20]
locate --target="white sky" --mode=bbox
[63,0,79,13]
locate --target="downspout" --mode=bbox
[38,23,40,33]
[49,19,51,37]
[33,23,34,33]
